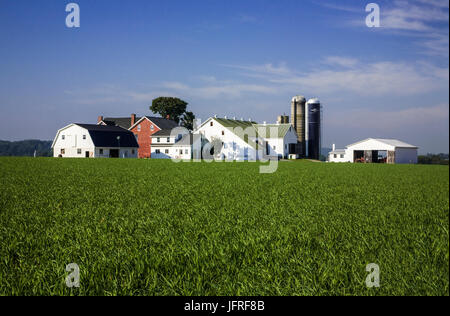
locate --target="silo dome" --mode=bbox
[306,98,320,104]
[292,95,306,103]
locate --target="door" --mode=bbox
[85,151,89,158]
[109,149,119,158]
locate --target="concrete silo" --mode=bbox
[291,95,306,157]
[305,98,322,160]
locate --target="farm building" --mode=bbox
[194,117,299,161]
[52,124,139,158]
[97,114,178,158]
[328,138,418,164]
[150,128,192,160]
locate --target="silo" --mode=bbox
[277,115,289,124]
[291,95,306,156]
[305,98,321,160]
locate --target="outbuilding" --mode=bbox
[328,138,418,164]
[52,123,139,158]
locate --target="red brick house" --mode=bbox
[97,114,178,158]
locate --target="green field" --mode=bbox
[0,157,448,295]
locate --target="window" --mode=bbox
[210,122,213,126]
[62,135,65,140]
[222,131,225,136]
[273,146,276,150]
[77,149,82,155]
[167,137,170,143]
[137,124,141,132]
[157,137,160,143]
[135,134,138,142]
[83,135,86,140]
[60,149,65,154]
[180,149,183,154]
[334,154,337,158]
[99,149,104,155]
[285,144,287,150]
[155,149,160,154]
[132,149,135,155]
[150,125,154,131]
[165,149,169,154]
[340,154,344,158]
[185,149,189,154]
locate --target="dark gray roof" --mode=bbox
[102,117,139,129]
[151,129,173,137]
[75,124,139,148]
[101,116,178,130]
[144,116,179,130]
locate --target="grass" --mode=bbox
[0,157,448,295]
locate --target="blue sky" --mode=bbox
[0,0,448,153]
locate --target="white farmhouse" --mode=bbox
[328,138,418,164]
[52,124,139,158]
[150,129,191,160]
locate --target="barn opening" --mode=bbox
[109,149,119,158]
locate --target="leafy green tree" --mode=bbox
[181,111,196,131]
[150,97,188,124]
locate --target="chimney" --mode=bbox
[97,116,103,123]
[332,144,336,151]
[131,114,136,126]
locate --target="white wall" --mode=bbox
[195,118,258,161]
[328,151,350,163]
[395,148,418,164]
[151,146,191,160]
[53,125,95,158]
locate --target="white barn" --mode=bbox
[52,124,139,158]
[328,138,418,164]
[195,117,299,160]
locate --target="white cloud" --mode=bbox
[229,59,448,97]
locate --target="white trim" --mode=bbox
[129,116,162,131]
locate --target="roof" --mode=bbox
[253,124,293,138]
[102,117,139,129]
[102,115,179,130]
[373,139,418,148]
[151,129,173,137]
[75,124,139,148]
[175,134,193,146]
[347,138,418,149]
[144,116,179,130]
[329,149,346,154]
[213,118,261,149]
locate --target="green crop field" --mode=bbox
[0,157,448,296]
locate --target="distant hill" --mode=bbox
[0,140,52,157]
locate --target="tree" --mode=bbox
[150,97,188,124]
[181,111,196,131]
